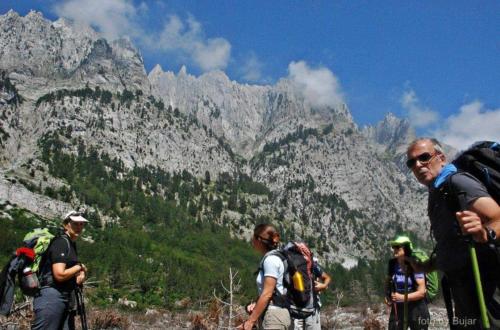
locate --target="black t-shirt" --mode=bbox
[428,172,493,273]
[42,234,79,293]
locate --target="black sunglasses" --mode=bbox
[391,245,402,249]
[406,152,437,169]
[253,235,274,246]
[253,235,267,241]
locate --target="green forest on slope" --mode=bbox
[0,207,391,309]
[0,121,400,310]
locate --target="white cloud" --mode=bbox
[435,101,500,149]
[151,14,231,71]
[287,61,345,108]
[192,38,231,72]
[54,0,140,40]
[54,1,231,72]
[239,53,263,82]
[400,89,439,128]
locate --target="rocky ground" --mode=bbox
[1,302,450,329]
[322,304,449,329]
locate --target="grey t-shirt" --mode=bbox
[428,172,491,272]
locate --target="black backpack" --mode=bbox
[263,242,315,319]
[452,141,500,203]
[0,229,67,315]
[443,141,500,325]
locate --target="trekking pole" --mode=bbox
[403,272,409,330]
[390,279,399,329]
[469,244,490,329]
[75,286,89,330]
[457,194,490,329]
[392,300,399,329]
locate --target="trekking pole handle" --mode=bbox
[457,193,473,243]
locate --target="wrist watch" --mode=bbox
[485,226,497,245]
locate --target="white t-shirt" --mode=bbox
[256,251,286,295]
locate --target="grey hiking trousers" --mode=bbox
[31,287,75,330]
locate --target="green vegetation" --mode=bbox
[0,206,260,309]
[37,86,104,107]
[35,86,164,111]
[323,257,389,306]
[80,220,260,308]
[0,205,394,309]
[0,85,412,310]
[13,130,279,308]
[250,124,330,170]
[261,125,321,155]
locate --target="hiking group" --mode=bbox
[0,137,499,330]
[241,138,500,330]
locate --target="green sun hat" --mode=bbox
[390,235,413,250]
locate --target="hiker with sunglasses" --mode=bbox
[239,223,291,330]
[32,211,88,330]
[385,236,430,330]
[406,138,500,329]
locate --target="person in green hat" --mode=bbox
[385,235,430,330]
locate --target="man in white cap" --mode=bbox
[32,210,89,330]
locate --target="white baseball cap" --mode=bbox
[63,211,89,223]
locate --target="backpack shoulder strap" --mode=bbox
[39,234,69,264]
[446,171,486,211]
[256,250,286,274]
[61,235,71,256]
[257,249,290,309]
[442,172,464,212]
[410,271,420,293]
[387,258,397,276]
[38,236,56,273]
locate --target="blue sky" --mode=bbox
[1,0,499,148]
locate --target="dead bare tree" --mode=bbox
[212,267,244,329]
[327,290,344,330]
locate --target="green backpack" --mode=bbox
[411,249,439,301]
[7,228,57,297]
[23,228,55,273]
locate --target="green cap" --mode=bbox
[390,235,413,250]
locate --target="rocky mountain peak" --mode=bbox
[149,64,164,77]
[0,10,149,97]
[25,10,45,21]
[5,9,18,17]
[149,66,356,157]
[362,112,416,154]
[0,10,431,267]
[178,65,188,76]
